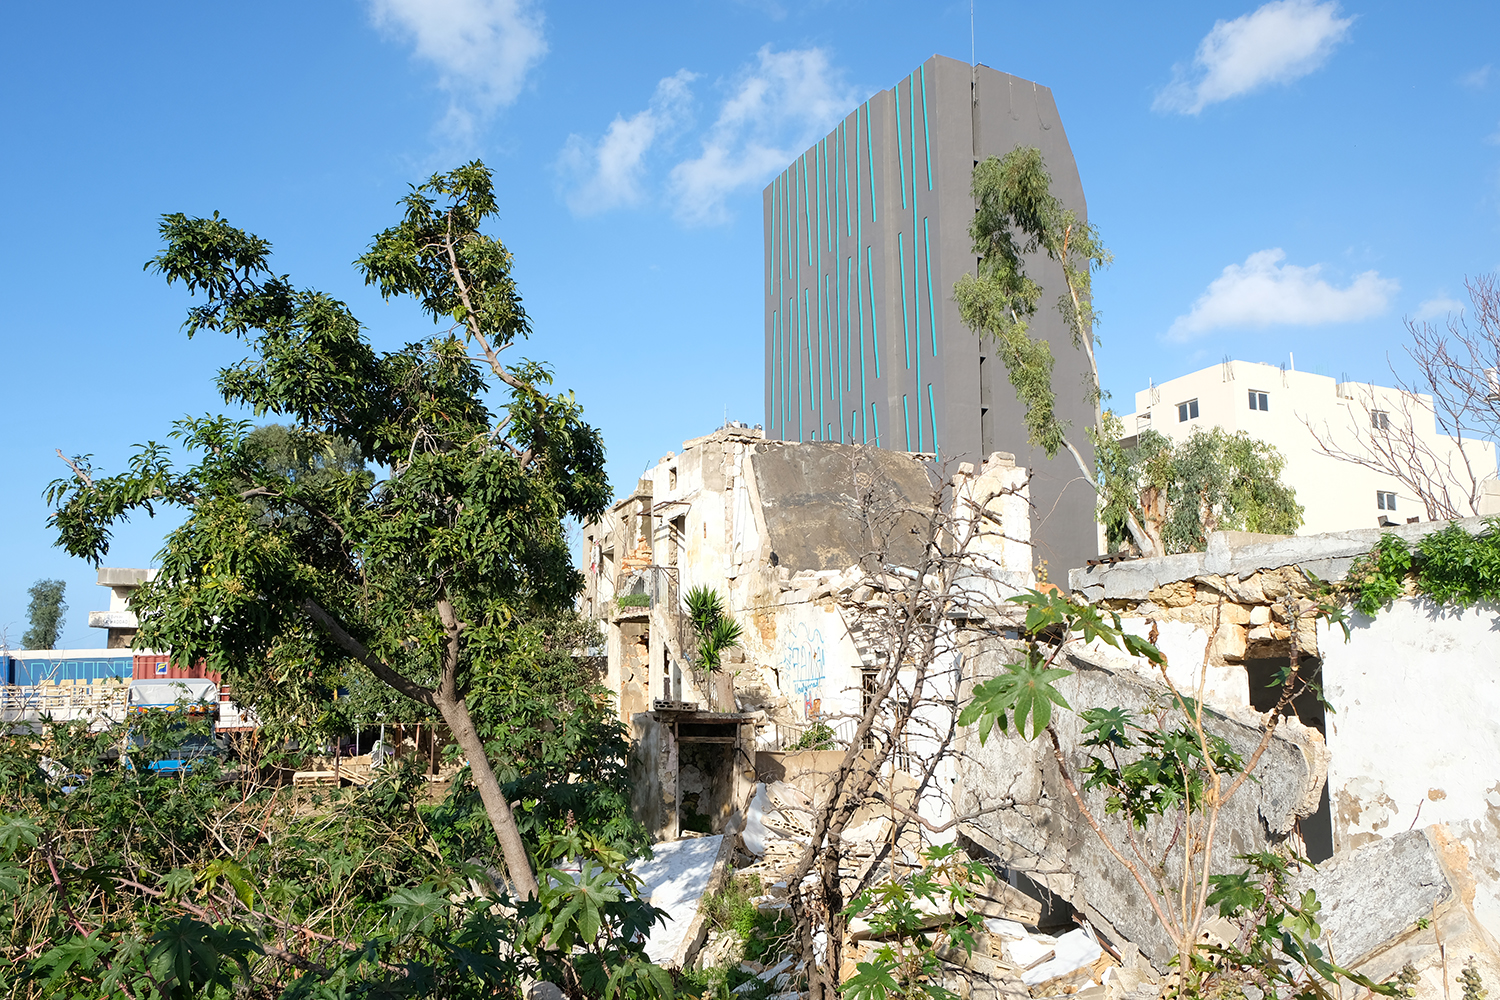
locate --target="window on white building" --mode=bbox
[1371,410,1390,430]
[1177,399,1199,422]
[1248,390,1269,411]
[1376,491,1397,510]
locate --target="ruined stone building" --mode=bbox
[578,424,1031,837]
[761,55,1100,578]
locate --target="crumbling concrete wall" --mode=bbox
[1068,518,1500,856]
[582,428,1031,742]
[954,633,1329,966]
[1290,826,1500,1000]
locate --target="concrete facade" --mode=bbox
[761,54,1099,580]
[1121,360,1500,534]
[89,567,156,648]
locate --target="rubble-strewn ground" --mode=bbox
[685,781,1157,1000]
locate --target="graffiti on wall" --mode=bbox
[779,621,826,718]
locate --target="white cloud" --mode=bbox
[668,46,858,225]
[559,71,697,216]
[1155,0,1353,115]
[369,0,547,137]
[1462,64,1492,90]
[1414,295,1465,321]
[1168,249,1397,340]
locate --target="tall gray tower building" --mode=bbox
[762,54,1098,577]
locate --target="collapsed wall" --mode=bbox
[954,631,1329,965]
[1052,517,1500,989]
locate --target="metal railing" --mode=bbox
[1,683,129,724]
[767,716,861,751]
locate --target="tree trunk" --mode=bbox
[435,693,540,899]
[1139,485,1168,557]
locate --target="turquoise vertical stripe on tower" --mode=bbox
[928,383,939,459]
[898,233,910,369]
[794,294,801,439]
[909,73,918,210]
[833,272,844,442]
[770,310,777,428]
[785,297,792,428]
[924,218,937,356]
[895,82,906,210]
[842,120,851,237]
[802,155,811,267]
[920,65,932,191]
[784,174,792,286]
[866,246,880,377]
[870,404,880,446]
[804,288,813,429]
[902,395,911,452]
[863,103,876,222]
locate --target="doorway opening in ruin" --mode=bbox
[1244,654,1333,862]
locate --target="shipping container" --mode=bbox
[132,654,219,684]
[5,650,133,686]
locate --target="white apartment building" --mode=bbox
[1121,360,1500,535]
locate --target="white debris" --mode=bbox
[631,835,724,965]
[1018,927,1103,985]
[983,917,1030,940]
[744,783,772,856]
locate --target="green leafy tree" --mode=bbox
[685,585,742,708]
[954,147,1162,554]
[21,579,66,650]
[45,162,609,899]
[1095,419,1304,555]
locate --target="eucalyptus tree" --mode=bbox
[954,147,1158,555]
[1095,419,1304,555]
[46,163,607,898]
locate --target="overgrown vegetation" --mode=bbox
[0,701,666,998]
[685,586,742,709]
[26,162,675,997]
[1095,419,1304,555]
[1344,518,1500,616]
[960,589,1395,998]
[842,844,991,1000]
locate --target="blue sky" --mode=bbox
[2,1,1497,647]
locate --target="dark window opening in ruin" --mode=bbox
[670,514,686,569]
[1245,654,1333,862]
[861,667,878,749]
[668,465,678,489]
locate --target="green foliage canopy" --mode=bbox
[44,162,608,897]
[954,146,1111,459]
[21,578,66,650]
[1095,417,1304,555]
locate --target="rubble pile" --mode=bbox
[695,780,1158,999]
